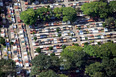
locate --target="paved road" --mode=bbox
[73,26,81,45]
[26,25,34,58]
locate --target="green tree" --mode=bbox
[84,45,99,57]
[86,58,116,77]
[50,53,55,56]
[93,72,105,77]
[53,7,63,19]
[38,70,58,77]
[61,46,88,70]
[98,42,114,59]
[73,43,79,46]
[36,7,52,21]
[62,7,76,22]
[36,47,41,53]
[59,74,68,77]
[105,17,115,27]
[109,1,116,12]
[85,62,103,77]
[31,54,60,75]
[58,33,61,37]
[50,56,60,69]
[56,27,60,33]
[49,46,53,50]
[99,0,108,2]
[0,37,5,46]
[20,8,37,25]
[61,46,83,56]
[84,42,116,58]
[34,36,37,41]
[31,54,52,72]
[0,59,16,77]
[30,66,39,76]
[102,23,106,27]
[62,45,66,49]
[81,2,110,18]
[10,42,14,45]
[102,58,116,77]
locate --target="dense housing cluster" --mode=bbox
[0,0,116,77]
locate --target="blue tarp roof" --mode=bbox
[6,42,10,46]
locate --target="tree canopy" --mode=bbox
[109,1,116,12]
[0,37,5,46]
[31,53,60,75]
[85,62,104,77]
[62,7,76,22]
[84,45,99,57]
[0,59,16,76]
[36,47,41,53]
[20,8,37,25]
[38,70,68,77]
[84,42,116,58]
[60,46,88,70]
[53,7,63,19]
[85,58,116,77]
[61,46,83,58]
[36,7,52,21]
[105,17,116,26]
[81,2,110,18]
[59,74,68,77]
[38,70,58,77]
[31,54,51,71]
[20,7,77,25]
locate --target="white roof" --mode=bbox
[13,57,18,60]
[23,52,27,55]
[72,38,76,41]
[55,52,60,56]
[19,30,23,34]
[57,49,62,52]
[114,40,116,43]
[15,35,18,38]
[32,42,35,45]
[25,63,29,67]
[11,39,16,42]
[24,56,28,59]
[82,37,85,40]
[93,30,98,33]
[20,35,24,38]
[94,42,97,44]
[13,46,17,50]
[1,33,5,37]
[99,23,102,26]
[68,26,72,27]
[101,36,104,38]
[40,46,43,48]
[34,53,39,56]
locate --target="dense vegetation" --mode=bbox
[31,42,116,77]
[0,37,5,46]
[0,59,16,77]
[20,7,77,25]
[81,1,116,19]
